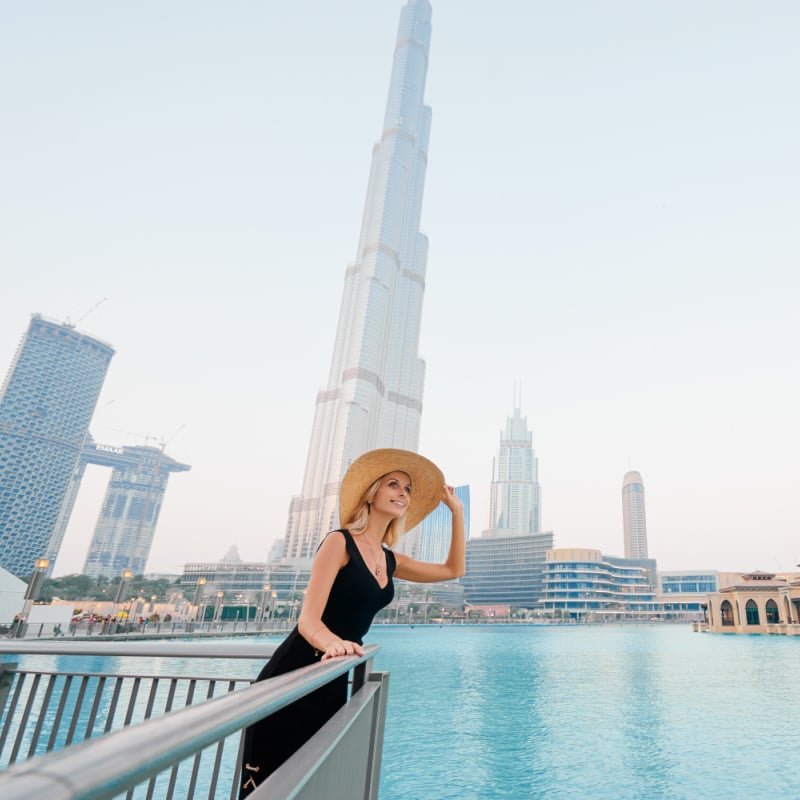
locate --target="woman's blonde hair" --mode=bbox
[342,472,407,548]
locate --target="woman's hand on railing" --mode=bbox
[320,639,364,661]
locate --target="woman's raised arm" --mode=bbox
[394,485,466,583]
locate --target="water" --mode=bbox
[7,625,800,799]
[368,625,800,800]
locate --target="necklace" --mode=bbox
[361,537,384,576]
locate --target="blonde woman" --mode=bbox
[240,448,465,796]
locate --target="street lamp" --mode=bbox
[213,591,224,623]
[257,584,271,624]
[16,557,50,638]
[269,591,277,626]
[193,577,207,622]
[114,570,134,606]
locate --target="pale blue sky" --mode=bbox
[1,1,798,576]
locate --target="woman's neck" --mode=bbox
[360,514,390,545]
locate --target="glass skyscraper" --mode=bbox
[464,404,553,607]
[0,315,115,577]
[622,470,648,559]
[81,444,190,578]
[284,0,435,561]
[489,405,541,534]
[415,485,470,563]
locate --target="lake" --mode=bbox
[5,624,799,799]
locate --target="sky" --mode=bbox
[1,1,798,577]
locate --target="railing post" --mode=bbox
[364,672,389,800]
[352,657,372,694]
[0,660,19,721]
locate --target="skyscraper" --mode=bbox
[622,470,648,559]
[81,444,190,578]
[488,405,541,534]
[415,485,469,563]
[0,314,115,577]
[284,0,434,561]
[463,404,553,608]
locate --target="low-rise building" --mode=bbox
[703,571,800,634]
[541,548,660,620]
[463,531,554,609]
[657,570,718,618]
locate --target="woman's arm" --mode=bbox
[297,531,365,660]
[394,485,466,583]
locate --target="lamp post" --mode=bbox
[15,557,49,638]
[193,577,206,622]
[257,584,271,627]
[109,569,133,633]
[268,591,277,627]
[213,591,224,624]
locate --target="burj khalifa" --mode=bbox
[284,0,433,560]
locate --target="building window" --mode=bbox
[765,599,780,624]
[745,599,760,625]
[720,600,734,626]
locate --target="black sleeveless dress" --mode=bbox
[239,529,395,796]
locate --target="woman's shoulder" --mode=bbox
[318,529,354,556]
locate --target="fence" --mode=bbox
[0,640,388,799]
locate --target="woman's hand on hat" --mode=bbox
[441,484,463,515]
[321,638,364,661]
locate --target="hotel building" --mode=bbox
[82,444,190,578]
[0,315,114,577]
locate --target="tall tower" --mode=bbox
[284,0,434,560]
[0,314,114,577]
[81,443,190,578]
[622,470,648,559]
[488,406,541,534]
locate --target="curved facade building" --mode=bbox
[541,548,659,620]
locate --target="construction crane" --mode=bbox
[66,298,107,329]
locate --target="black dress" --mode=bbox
[239,529,395,796]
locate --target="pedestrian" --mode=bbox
[239,448,465,796]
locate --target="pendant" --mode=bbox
[375,565,382,576]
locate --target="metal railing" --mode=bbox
[1,619,296,639]
[0,640,388,799]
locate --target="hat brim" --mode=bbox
[339,449,444,534]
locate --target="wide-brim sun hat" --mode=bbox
[339,448,444,533]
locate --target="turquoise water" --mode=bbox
[369,625,800,800]
[6,625,800,798]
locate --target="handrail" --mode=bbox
[0,640,279,659]
[0,645,379,800]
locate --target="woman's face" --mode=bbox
[371,471,412,520]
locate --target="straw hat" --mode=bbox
[339,448,444,533]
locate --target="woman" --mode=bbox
[240,448,465,796]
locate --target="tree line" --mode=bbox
[33,573,179,603]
